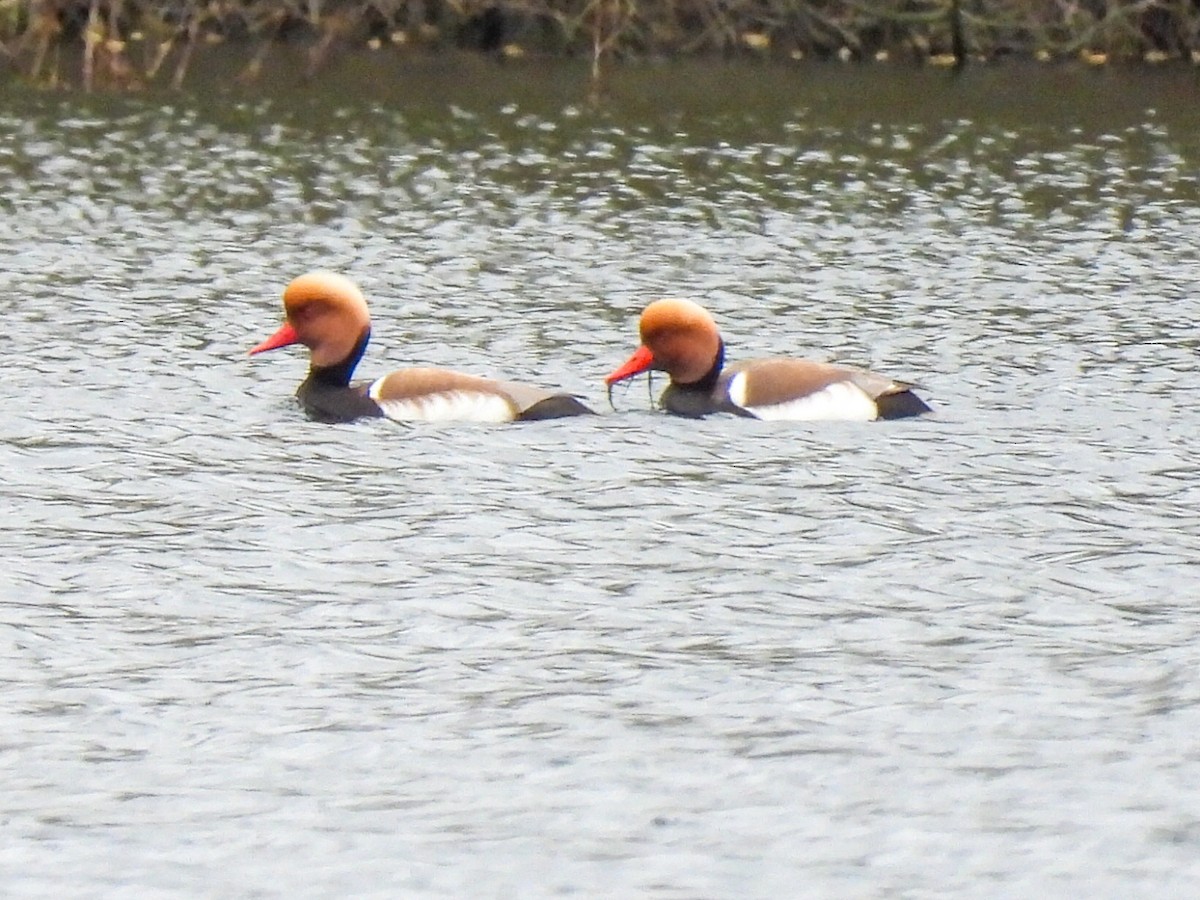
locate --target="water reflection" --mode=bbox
[3,63,1200,895]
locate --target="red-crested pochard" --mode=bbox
[251,271,592,423]
[606,298,930,420]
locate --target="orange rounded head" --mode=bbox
[250,271,372,368]
[605,298,722,386]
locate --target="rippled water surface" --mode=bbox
[3,60,1200,895]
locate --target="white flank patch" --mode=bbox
[368,381,515,423]
[731,374,878,422]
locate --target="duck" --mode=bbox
[250,271,593,423]
[605,298,930,421]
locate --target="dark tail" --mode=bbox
[876,390,933,420]
[519,395,596,421]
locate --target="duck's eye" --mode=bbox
[291,303,322,324]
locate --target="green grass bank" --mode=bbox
[3,0,1199,89]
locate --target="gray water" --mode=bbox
[3,58,1200,896]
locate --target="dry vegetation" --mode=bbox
[1,0,1198,89]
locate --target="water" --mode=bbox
[3,58,1200,895]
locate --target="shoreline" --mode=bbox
[4,0,1200,91]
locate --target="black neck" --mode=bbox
[309,328,371,388]
[683,338,724,391]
